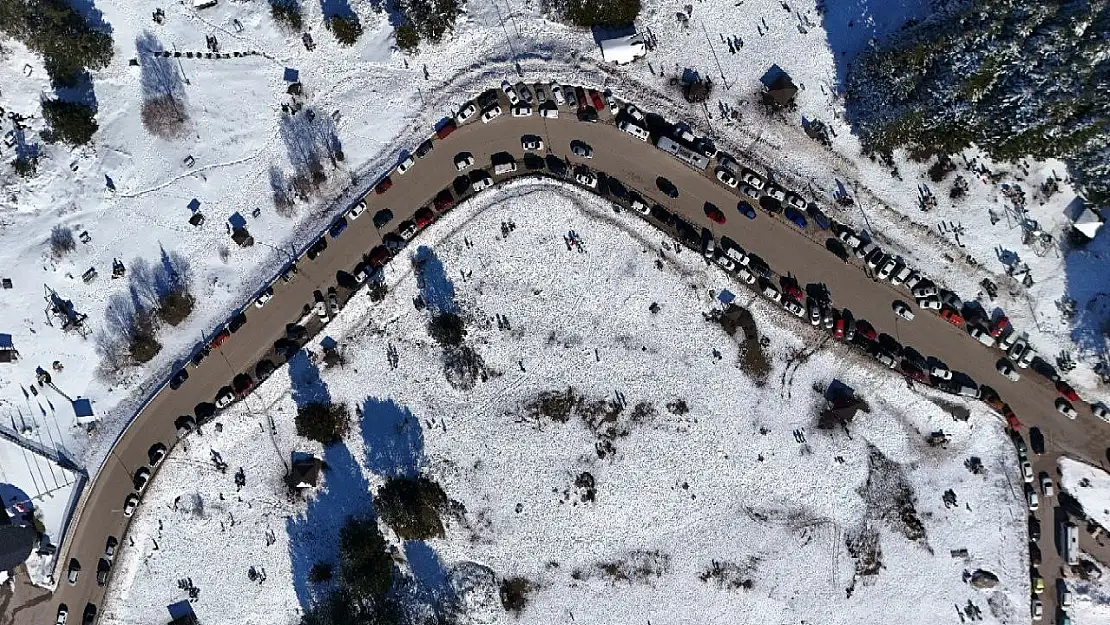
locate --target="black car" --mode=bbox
[415,139,434,158]
[169,369,189,390]
[650,204,673,224]
[194,402,216,423]
[256,359,276,381]
[1029,515,1041,542]
[373,209,394,229]
[656,176,679,198]
[147,443,167,466]
[228,312,247,333]
[1029,427,1045,455]
[174,415,196,436]
[82,603,97,625]
[523,153,545,171]
[1029,542,1042,566]
[306,237,328,260]
[476,88,499,109]
[190,346,209,368]
[383,232,406,251]
[274,338,299,358]
[96,559,111,586]
[748,256,773,280]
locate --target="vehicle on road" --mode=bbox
[148,443,167,466]
[571,141,593,159]
[457,102,477,122]
[481,106,502,123]
[82,604,96,625]
[96,559,110,586]
[1056,380,1080,401]
[254,287,274,308]
[104,536,117,561]
[892,301,915,321]
[511,105,532,117]
[454,152,475,171]
[396,155,415,174]
[619,120,650,141]
[575,172,598,189]
[123,493,139,517]
[1021,461,1034,482]
[521,136,544,151]
[306,237,328,260]
[656,177,679,198]
[997,359,1020,381]
[57,604,68,625]
[704,203,726,225]
[716,168,738,188]
[215,386,235,409]
[67,559,80,584]
[501,80,519,104]
[736,201,757,219]
[1056,397,1078,419]
[169,369,189,390]
[1040,473,1054,497]
[784,207,807,229]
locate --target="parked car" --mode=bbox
[500,80,519,104]
[1056,397,1078,419]
[82,604,96,625]
[373,209,394,229]
[761,283,782,303]
[1021,461,1034,483]
[1040,473,1054,497]
[784,207,807,229]
[521,136,544,151]
[989,315,1011,338]
[783,300,805,318]
[104,536,118,561]
[233,373,254,398]
[930,364,952,380]
[56,605,68,625]
[1029,515,1041,541]
[571,141,593,159]
[997,359,1020,381]
[575,172,598,189]
[877,257,898,280]
[306,236,328,260]
[169,369,189,390]
[327,288,340,315]
[396,154,415,174]
[471,176,493,192]
[374,177,392,194]
[133,467,151,492]
[517,83,534,103]
[550,83,566,104]
[457,102,477,122]
[1027,488,1039,511]
[252,286,275,310]
[1031,598,1043,621]
[511,105,532,117]
[67,559,80,585]
[735,201,757,220]
[716,168,739,188]
[969,326,997,347]
[479,104,504,124]
[123,493,139,517]
[1093,403,1110,423]
[1056,380,1080,401]
[741,170,765,190]
[940,307,964,327]
[892,301,915,321]
[398,220,418,240]
[256,359,276,381]
[148,443,167,467]
[215,387,235,409]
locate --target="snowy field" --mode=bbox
[0,0,1103,594]
[102,181,1030,625]
[1061,458,1110,532]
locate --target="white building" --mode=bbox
[599,35,647,65]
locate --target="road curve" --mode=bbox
[33,87,1106,624]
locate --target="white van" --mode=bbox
[619,121,650,142]
[494,162,517,175]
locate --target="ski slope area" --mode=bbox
[101,181,1030,625]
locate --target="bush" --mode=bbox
[327,15,363,46]
[500,577,536,614]
[49,224,76,257]
[296,401,350,444]
[271,0,304,31]
[375,476,448,540]
[0,0,114,87]
[338,517,394,601]
[157,289,194,326]
[13,156,38,177]
[141,96,188,139]
[129,311,162,363]
[562,0,640,28]
[41,99,98,146]
[395,24,420,52]
[428,311,465,346]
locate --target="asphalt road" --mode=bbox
[31,88,1107,624]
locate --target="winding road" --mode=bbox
[25,85,1106,625]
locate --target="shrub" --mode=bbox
[157,289,194,326]
[500,577,536,614]
[13,155,38,177]
[296,401,350,444]
[327,15,364,46]
[49,224,76,257]
[428,311,465,346]
[375,476,448,540]
[129,311,162,363]
[395,24,420,52]
[271,0,304,31]
[141,96,188,139]
[41,99,98,146]
[561,0,640,28]
[338,517,394,601]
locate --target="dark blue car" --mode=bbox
[784,207,807,229]
[328,217,348,238]
[736,201,757,219]
[806,205,831,230]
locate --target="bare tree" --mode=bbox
[49,224,76,257]
[137,31,188,138]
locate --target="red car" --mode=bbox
[856,319,877,341]
[1003,404,1021,430]
[940,307,964,327]
[210,328,231,349]
[368,245,391,268]
[833,318,846,339]
[232,373,254,399]
[783,284,804,302]
[1056,380,1080,402]
[705,205,726,224]
[588,90,605,111]
[989,315,1010,338]
[374,177,393,194]
[414,208,435,229]
[433,189,454,213]
[435,120,457,139]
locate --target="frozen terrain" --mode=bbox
[1061,458,1110,532]
[102,181,1029,624]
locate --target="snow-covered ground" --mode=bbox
[1061,458,1110,535]
[102,182,1029,624]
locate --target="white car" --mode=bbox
[618,120,650,142]
[347,202,365,220]
[877,258,898,280]
[1021,461,1034,483]
[703,238,716,260]
[930,365,952,380]
[1008,337,1030,363]
[457,102,477,122]
[398,222,418,240]
[1056,398,1078,419]
[715,169,739,188]
[725,246,749,266]
[969,326,997,347]
[123,493,139,517]
[396,155,415,175]
[893,301,915,321]
[1040,474,1054,497]
[550,83,565,105]
[511,105,532,117]
[215,389,235,409]
[903,272,923,289]
[254,287,274,308]
[762,284,781,303]
[501,80,519,105]
[714,255,736,272]
[624,104,645,121]
[471,177,493,192]
[766,186,786,202]
[912,285,938,298]
[575,172,598,189]
[1018,346,1036,368]
[917,296,941,310]
[56,605,68,625]
[1032,599,1043,621]
[522,137,544,151]
[996,359,1020,381]
[783,300,806,318]
[539,106,559,119]
[1027,489,1039,511]
[454,153,475,171]
[1093,402,1110,423]
[890,266,913,286]
[736,268,756,284]
[741,171,765,190]
[481,106,502,123]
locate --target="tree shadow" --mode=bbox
[818,0,931,91]
[321,0,356,19]
[52,71,99,110]
[136,31,186,102]
[412,246,457,315]
[396,540,457,620]
[361,397,424,478]
[289,350,331,407]
[64,0,113,34]
[280,108,344,181]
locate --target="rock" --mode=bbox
[969,569,999,589]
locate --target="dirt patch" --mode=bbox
[573,550,671,585]
[858,445,929,549]
[520,388,657,459]
[719,306,771,382]
[844,524,883,597]
[698,557,758,591]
